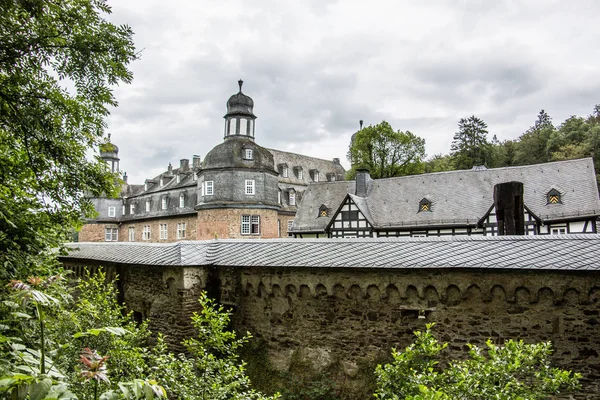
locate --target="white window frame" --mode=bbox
[160,178,164,187]
[551,227,567,235]
[161,197,167,210]
[108,206,116,217]
[130,203,135,214]
[205,181,214,196]
[193,172,198,181]
[245,179,255,195]
[289,190,296,206]
[177,222,186,239]
[144,182,148,191]
[142,225,151,240]
[314,171,319,182]
[297,169,303,180]
[128,227,135,242]
[145,201,150,212]
[278,191,281,204]
[241,215,260,235]
[159,224,168,240]
[176,174,181,184]
[122,204,126,215]
[179,193,185,208]
[282,166,288,178]
[245,149,253,159]
[104,228,118,242]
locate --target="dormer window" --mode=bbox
[193,171,198,181]
[295,167,303,180]
[418,198,432,212]
[244,148,253,160]
[278,163,288,178]
[179,193,185,208]
[130,203,135,214]
[318,204,329,217]
[547,189,562,204]
[327,173,336,182]
[144,182,148,191]
[160,178,164,187]
[310,169,319,182]
[288,189,296,206]
[145,200,150,212]
[176,174,181,184]
[161,197,167,210]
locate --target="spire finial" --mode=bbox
[359,120,363,129]
[238,79,243,92]
[108,133,111,141]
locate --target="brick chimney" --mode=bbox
[180,158,189,171]
[355,169,371,197]
[494,181,524,235]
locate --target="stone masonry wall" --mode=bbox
[78,223,108,242]
[197,208,280,239]
[226,267,600,399]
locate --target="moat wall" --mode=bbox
[63,260,600,398]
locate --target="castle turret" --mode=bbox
[223,80,257,140]
[99,134,120,173]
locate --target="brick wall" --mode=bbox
[197,208,280,239]
[119,215,197,243]
[79,223,109,242]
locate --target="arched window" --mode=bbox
[418,198,432,212]
[547,189,562,204]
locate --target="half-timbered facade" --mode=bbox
[290,159,600,238]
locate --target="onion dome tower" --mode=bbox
[224,80,257,140]
[99,133,120,173]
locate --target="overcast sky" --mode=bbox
[104,0,600,183]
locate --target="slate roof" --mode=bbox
[292,181,356,232]
[62,235,600,271]
[293,158,600,232]
[268,149,346,186]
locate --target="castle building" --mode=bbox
[79,81,346,242]
[290,158,600,238]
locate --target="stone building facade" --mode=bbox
[62,237,600,399]
[79,81,345,242]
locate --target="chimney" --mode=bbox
[355,169,371,197]
[180,158,189,171]
[167,163,173,174]
[122,172,128,183]
[333,158,340,165]
[193,155,201,168]
[494,181,524,235]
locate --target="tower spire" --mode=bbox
[238,79,243,92]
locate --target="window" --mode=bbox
[245,148,253,159]
[144,182,148,191]
[159,224,168,240]
[130,203,135,214]
[142,225,151,240]
[104,228,118,241]
[160,178,164,187]
[161,197,167,210]
[179,193,185,208]
[283,166,288,178]
[193,171,198,181]
[547,189,562,204]
[318,205,328,217]
[145,201,150,212]
[241,215,260,235]
[418,198,432,212]
[108,206,116,217]
[128,227,135,242]
[551,227,566,235]
[278,191,281,204]
[177,223,186,239]
[176,174,181,184]
[295,168,303,180]
[205,181,214,196]
[288,190,296,206]
[122,204,126,215]
[310,169,319,182]
[245,179,255,195]
[288,220,294,232]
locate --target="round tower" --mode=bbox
[99,133,120,173]
[224,80,257,140]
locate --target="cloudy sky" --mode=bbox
[105,0,600,183]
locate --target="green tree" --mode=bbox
[423,154,455,173]
[513,110,557,165]
[375,324,580,400]
[450,116,491,169]
[347,121,426,179]
[0,0,137,278]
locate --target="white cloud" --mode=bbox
[104,0,600,182]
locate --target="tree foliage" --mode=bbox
[375,324,580,400]
[450,116,491,170]
[347,121,426,179]
[0,0,137,278]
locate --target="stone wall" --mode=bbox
[78,223,108,242]
[60,258,600,399]
[197,208,280,239]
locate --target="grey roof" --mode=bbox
[268,148,346,185]
[293,158,600,232]
[293,181,356,232]
[62,234,600,271]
